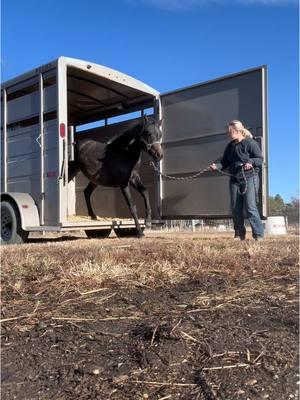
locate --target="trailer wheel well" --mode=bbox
[1,194,22,221]
[1,193,40,230]
[1,197,29,244]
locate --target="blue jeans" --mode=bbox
[230,174,264,239]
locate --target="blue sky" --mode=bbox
[1,0,299,202]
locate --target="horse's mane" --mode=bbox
[106,121,143,150]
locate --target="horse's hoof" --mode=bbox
[91,215,98,221]
[137,232,145,238]
[145,220,152,229]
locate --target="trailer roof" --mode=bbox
[62,57,159,97]
[63,58,158,124]
[2,56,159,97]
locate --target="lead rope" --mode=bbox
[237,166,259,203]
[149,161,259,203]
[149,161,212,180]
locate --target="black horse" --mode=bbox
[68,116,163,237]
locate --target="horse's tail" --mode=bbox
[72,141,79,160]
[68,141,80,182]
[68,160,80,182]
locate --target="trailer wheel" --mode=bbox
[114,227,144,238]
[85,229,111,239]
[1,201,29,245]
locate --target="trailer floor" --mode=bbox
[1,232,299,400]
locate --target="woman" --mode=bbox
[210,120,264,241]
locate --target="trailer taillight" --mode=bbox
[60,123,66,138]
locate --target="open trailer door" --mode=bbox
[160,66,268,219]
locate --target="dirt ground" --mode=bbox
[1,232,299,399]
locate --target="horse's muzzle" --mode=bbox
[153,151,163,162]
[151,144,163,162]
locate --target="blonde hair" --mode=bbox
[227,120,253,139]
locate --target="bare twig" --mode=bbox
[150,322,160,346]
[247,349,251,362]
[31,300,41,314]
[1,316,28,323]
[170,319,182,335]
[253,351,265,363]
[202,362,261,371]
[79,288,109,296]
[96,293,117,304]
[61,292,116,305]
[52,315,141,322]
[133,380,197,387]
[1,301,40,323]
[212,351,241,358]
[34,288,48,297]
[97,316,141,321]
[52,317,96,322]
[180,330,201,344]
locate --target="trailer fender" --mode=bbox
[1,193,40,230]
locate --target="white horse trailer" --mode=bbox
[1,57,269,244]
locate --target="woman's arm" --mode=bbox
[249,140,263,167]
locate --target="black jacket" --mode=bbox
[217,138,263,179]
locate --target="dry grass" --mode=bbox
[1,233,298,300]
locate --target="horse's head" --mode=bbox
[140,116,163,162]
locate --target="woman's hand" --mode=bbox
[243,163,253,170]
[210,163,218,170]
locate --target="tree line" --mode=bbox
[269,195,299,223]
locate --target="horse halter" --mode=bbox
[140,136,161,151]
[138,116,162,160]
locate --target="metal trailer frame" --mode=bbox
[1,57,269,244]
[1,57,161,242]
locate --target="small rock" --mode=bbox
[143,394,149,399]
[112,375,129,384]
[93,369,100,375]
[88,366,104,375]
[246,379,257,386]
[263,364,275,374]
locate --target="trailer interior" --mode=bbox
[65,66,160,224]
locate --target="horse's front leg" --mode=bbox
[121,185,144,238]
[130,174,152,228]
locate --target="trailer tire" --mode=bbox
[114,227,144,238]
[1,201,29,245]
[85,229,111,239]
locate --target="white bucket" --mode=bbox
[265,216,287,235]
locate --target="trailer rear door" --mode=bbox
[159,67,268,219]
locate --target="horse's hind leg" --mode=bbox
[121,185,144,238]
[130,174,152,228]
[84,182,98,220]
